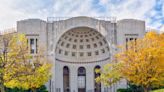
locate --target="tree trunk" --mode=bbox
[31,88,37,92]
[0,84,5,92]
[143,87,149,92]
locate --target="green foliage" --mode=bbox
[128,83,144,92]
[117,88,132,92]
[36,85,48,92]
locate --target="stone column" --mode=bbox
[86,66,94,92]
[55,61,63,92]
[70,65,78,92]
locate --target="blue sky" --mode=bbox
[0,0,163,31]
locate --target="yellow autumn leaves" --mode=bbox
[96,32,164,92]
[0,33,51,92]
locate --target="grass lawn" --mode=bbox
[152,89,164,92]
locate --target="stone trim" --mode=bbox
[55,57,110,64]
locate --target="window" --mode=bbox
[59,49,62,54]
[27,39,28,49]
[99,34,102,37]
[96,36,99,39]
[85,35,88,37]
[103,39,107,43]
[87,45,90,48]
[86,39,89,42]
[57,40,61,44]
[99,42,103,46]
[80,52,84,57]
[95,51,99,55]
[66,44,70,48]
[30,39,35,54]
[63,66,70,92]
[80,35,83,38]
[78,67,86,91]
[80,39,83,42]
[91,38,94,41]
[61,42,64,46]
[64,51,68,55]
[88,52,91,56]
[72,52,76,56]
[74,39,77,42]
[94,43,97,48]
[64,36,68,40]
[130,38,133,41]
[69,38,72,41]
[73,45,76,49]
[101,49,105,53]
[126,38,128,50]
[80,45,83,49]
[94,66,101,92]
[106,47,109,51]
[36,39,38,53]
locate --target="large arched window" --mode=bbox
[94,65,101,92]
[63,66,70,92]
[78,67,86,92]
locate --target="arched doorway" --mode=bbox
[63,66,70,92]
[78,67,86,92]
[94,65,101,92]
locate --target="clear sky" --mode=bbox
[0,0,163,31]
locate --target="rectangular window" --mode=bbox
[66,44,70,48]
[126,38,128,50]
[80,45,83,49]
[95,51,99,55]
[73,45,76,49]
[101,49,105,53]
[80,52,84,57]
[87,45,90,48]
[36,39,38,53]
[72,52,76,56]
[78,76,85,88]
[94,43,97,48]
[59,49,62,54]
[88,52,91,56]
[30,39,35,54]
[65,51,68,55]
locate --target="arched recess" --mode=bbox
[94,65,101,92]
[63,66,70,92]
[77,67,86,92]
[54,26,108,52]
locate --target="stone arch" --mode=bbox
[53,17,110,53]
[54,27,111,63]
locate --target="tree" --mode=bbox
[0,33,51,92]
[0,33,15,92]
[96,32,164,92]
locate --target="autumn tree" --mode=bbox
[0,33,51,92]
[0,33,13,92]
[96,32,164,92]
